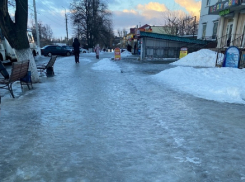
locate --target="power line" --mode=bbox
[8,0,64,28]
[35,1,67,21]
[29,0,66,27]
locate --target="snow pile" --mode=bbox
[92,58,121,72]
[171,49,224,67]
[153,66,245,104]
[121,50,132,57]
[152,48,245,104]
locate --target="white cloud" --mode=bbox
[137,2,168,12]
[175,0,201,16]
[111,1,201,34]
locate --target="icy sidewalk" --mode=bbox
[0,53,245,181]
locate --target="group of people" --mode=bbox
[72,38,100,63]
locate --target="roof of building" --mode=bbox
[139,31,211,45]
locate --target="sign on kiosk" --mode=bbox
[179,47,188,59]
[114,48,121,60]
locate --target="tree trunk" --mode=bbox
[0,0,39,82]
[14,49,39,83]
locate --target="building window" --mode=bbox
[202,23,207,39]
[212,21,218,39]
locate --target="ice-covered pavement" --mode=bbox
[1,52,245,181]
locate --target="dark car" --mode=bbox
[61,46,74,54]
[41,45,72,57]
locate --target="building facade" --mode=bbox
[198,0,220,40]
[199,0,245,48]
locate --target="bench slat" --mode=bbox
[0,60,30,97]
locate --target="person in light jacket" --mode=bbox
[72,38,80,63]
[94,44,100,59]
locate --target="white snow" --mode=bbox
[121,50,132,57]
[152,49,245,104]
[171,49,224,67]
[92,58,121,72]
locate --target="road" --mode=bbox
[0,53,245,182]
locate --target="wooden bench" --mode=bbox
[37,56,57,76]
[0,60,31,98]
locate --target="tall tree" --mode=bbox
[0,0,39,82]
[30,21,53,47]
[163,10,199,37]
[70,0,114,48]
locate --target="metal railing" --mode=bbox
[216,34,245,48]
[214,34,245,67]
[230,34,245,48]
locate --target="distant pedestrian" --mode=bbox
[94,44,100,59]
[72,38,80,63]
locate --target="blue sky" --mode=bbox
[29,0,201,39]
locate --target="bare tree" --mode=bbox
[70,0,114,48]
[30,22,53,47]
[117,29,123,37]
[0,0,39,82]
[40,24,53,40]
[163,10,199,37]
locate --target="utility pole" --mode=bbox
[33,0,40,54]
[64,8,68,44]
[193,16,196,38]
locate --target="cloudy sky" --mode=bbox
[29,0,201,39]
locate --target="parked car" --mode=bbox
[80,48,88,53]
[41,45,72,57]
[61,46,74,54]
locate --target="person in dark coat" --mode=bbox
[72,38,80,63]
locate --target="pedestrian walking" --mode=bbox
[94,44,100,59]
[72,38,80,63]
